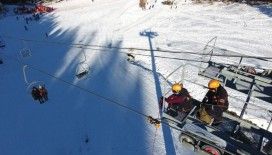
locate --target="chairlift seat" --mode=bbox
[76,62,90,79]
[255,75,272,84]
[76,70,89,79]
[199,65,221,79]
[20,49,32,58]
[26,81,45,94]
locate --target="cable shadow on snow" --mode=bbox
[0,11,152,155]
[76,41,151,154]
[42,22,152,155]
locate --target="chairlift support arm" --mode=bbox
[23,65,30,84]
[267,110,272,131]
[239,77,255,118]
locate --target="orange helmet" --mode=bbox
[172,83,183,94]
[208,79,220,89]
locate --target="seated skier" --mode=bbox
[160,83,193,119]
[31,86,43,104]
[197,79,229,125]
[38,85,48,103]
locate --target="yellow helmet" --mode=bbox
[172,83,183,93]
[208,79,220,89]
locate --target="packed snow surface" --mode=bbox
[0,0,272,154]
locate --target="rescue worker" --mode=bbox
[38,85,48,103]
[160,83,193,118]
[31,86,43,103]
[198,79,229,125]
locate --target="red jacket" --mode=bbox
[165,94,187,107]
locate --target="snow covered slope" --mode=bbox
[0,0,272,154]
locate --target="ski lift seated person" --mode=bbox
[31,85,48,104]
[197,79,229,125]
[160,83,193,118]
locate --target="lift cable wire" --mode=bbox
[3,56,264,155]
[59,45,206,62]
[47,45,272,68]
[30,64,150,117]
[3,35,272,60]
[5,54,164,128]
[5,50,272,130]
[22,58,265,150]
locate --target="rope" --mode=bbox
[6,54,164,128]
[28,61,164,128]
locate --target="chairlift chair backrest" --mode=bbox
[75,62,90,79]
[26,81,45,94]
[20,48,32,58]
[17,48,32,62]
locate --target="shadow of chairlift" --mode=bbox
[75,49,91,79]
[75,62,90,79]
[127,48,136,63]
[127,53,135,62]
[18,48,32,60]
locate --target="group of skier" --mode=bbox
[160,79,229,125]
[31,85,48,104]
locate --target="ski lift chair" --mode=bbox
[26,81,45,94]
[198,61,225,80]
[75,62,90,79]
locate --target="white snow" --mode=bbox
[0,0,272,154]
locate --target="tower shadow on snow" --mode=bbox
[140,29,177,155]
